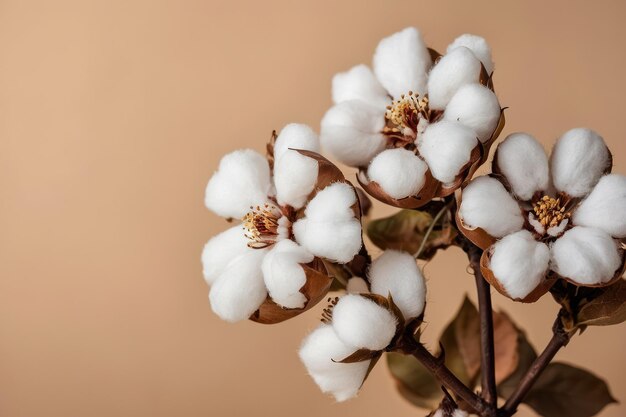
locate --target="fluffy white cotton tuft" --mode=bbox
[433,409,469,417]
[274,150,318,209]
[273,123,320,160]
[573,174,626,238]
[447,34,494,75]
[367,149,428,199]
[368,250,426,319]
[496,133,549,201]
[320,100,387,167]
[426,47,482,110]
[418,120,478,184]
[459,176,524,238]
[444,83,500,143]
[372,27,432,99]
[551,226,622,285]
[302,182,357,221]
[262,239,313,309]
[550,128,610,197]
[201,225,250,285]
[346,277,370,294]
[299,324,370,402]
[332,294,398,350]
[208,249,268,322]
[332,64,390,109]
[205,149,272,219]
[489,230,550,300]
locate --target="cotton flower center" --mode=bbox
[383,91,434,146]
[532,195,570,229]
[243,204,286,249]
[320,296,339,324]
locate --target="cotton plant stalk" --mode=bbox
[201,27,625,417]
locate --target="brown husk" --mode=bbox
[454,193,496,251]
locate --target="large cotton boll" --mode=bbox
[444,83,500,143]
[550,128,610,197]
[418,120,478,184]
[303,182,358,222]
[427,47,482,110]
[208,249,268,322]
[372,27,432,99]
[299,324,370,402]
[201,225,250,285]
[320,100,387,167]
[447,34,494,75]
[261,239,313,309]
[496,133,550,201]
[367,149,428,199]
[332,64,390,109]
[274,150,318,209]
[573,174,626,238]
[551,226,622,285]
[273,123,320,160]
[205,149,272,219]
[293,218,362,264]
[489,230,550,300]
[368,250,426,319]
[459,176,524,238]
[332,294,398,350]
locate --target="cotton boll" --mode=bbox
[427,47,482,110]
[299,324,370,402]
[367,149,428,199]
[320,100,387,167]
[489,230,550,300]
[332,294,398,350]
[273,123,320,160]
[274,150,318,209]
[551,226,622,285]
[261,240,313,309]
[550,128,610,197]
[205,149,271,219]
[303,182,358,222]
[459,176,524,238]
[444,84,500,143]
[372,27,432,99]
[201,225,250,285]
[418,120,478,184]
[447,34,494,75]
[496,133,549,201]
[332,64,390,109]
[368,250,426,319]
[347,277,369,294]
[208,249,268,322]
[573,174,626,238]
[293,218,362,263]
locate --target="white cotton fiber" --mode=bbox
[368,250,426,319]
[299,324,370,402]
[418,120,478,184]
[262,239,313,309]
[346,277,369,294]
[372,27,432,99]
[550,226,622,285]
[433,409,469,417]
[332,294,398,350]
[444,83,501,143]
[447,34,494,75]
[367,149,428,199]
[459,176,524,238]
[573,174,626,238]
[332,64,390,109]
[496,133,550,201]
[489,230,550,300]
[205,149,271,219]
[320,100,387,167]
[302,182,358,221]
[274,150,318,209]
[550,128,610,197]
[273,123,320,160]
[208,249,268,322]
[201,225,250,285]
[426,47,482,110]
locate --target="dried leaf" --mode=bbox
[337,348,378,363]
[497,330,537,399]
[387,352,442,410]
[576,279,626,327]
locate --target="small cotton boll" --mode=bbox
[332,294,398,350]
[303,182,358,222]
[367,149,428,199]
[332,65,390,109]
[573,174,626,238]
[551,226,622,285]
[427,47,482,110]
[274,150,318,209]
[490,230,550,300]
[273,123,320,160]
[444,84,500,143]
[205,149,271,219]
[496,133,550,201]
[293,218,362,263]
[201,225,250,285]
[262,239,313,309]
[447,34,494,75]
[320,100,387,167]
[347,277,370,294]
[208,249,268,322]
[459,176,524,238]
[418,120,478,184]
[550,128,610,197]
[369,250,426,319]
[372,27,432,99]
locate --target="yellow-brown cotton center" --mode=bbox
[532,195,570,229]
[384,91,431,139]
[243,203,282,249]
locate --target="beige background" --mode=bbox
[0,1,625,416]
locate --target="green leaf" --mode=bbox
[386,352,442,409]
[576,279,626,328]
[498,330,537,399]
[523,362,617,417]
